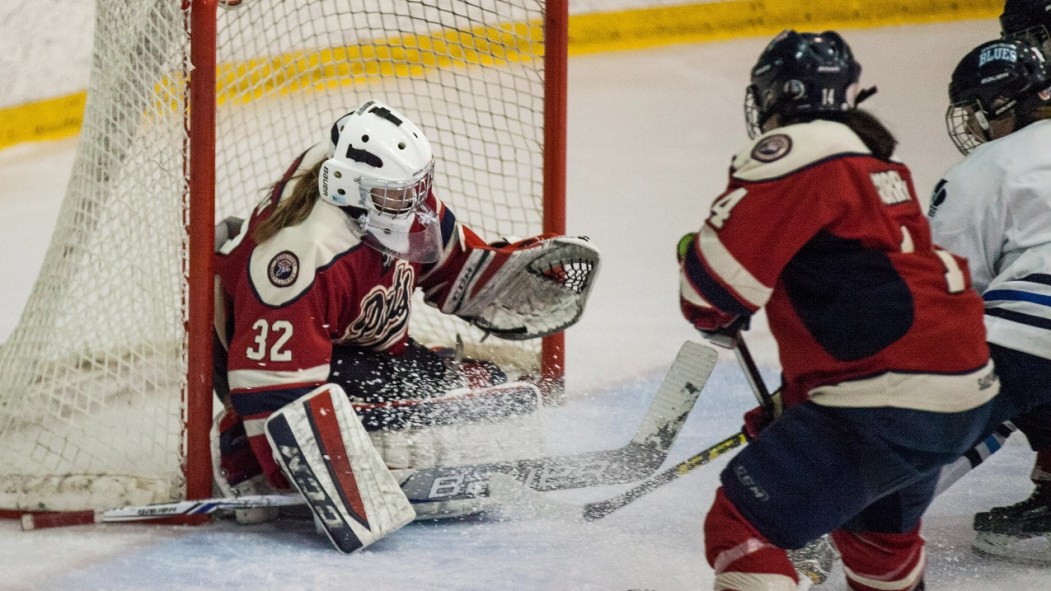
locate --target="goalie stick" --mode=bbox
[21,341,718,530]
[20,494,305,530]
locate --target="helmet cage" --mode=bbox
[358,162,434,218]
[946,100,993,155]
[744,86,762,138]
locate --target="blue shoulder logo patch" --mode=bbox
[928,179,948,218]
[752,134,792,163]
[268,251,300,287]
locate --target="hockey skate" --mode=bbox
[972,483,1051,565]
[788,535,839,588]
[211,410,281,525]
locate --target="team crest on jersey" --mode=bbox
[268,251,300,287]
[343,260,414,347]
[752,134,792,162]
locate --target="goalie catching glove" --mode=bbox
[438,235,600,340]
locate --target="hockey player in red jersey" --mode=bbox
[678,30,999,590]
[930,1,1051,561]
[212,99,598,523]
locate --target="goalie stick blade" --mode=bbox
[399,341,718,505]
[486,433,749,524]
[486,473,584,522]
[19,494,305,530]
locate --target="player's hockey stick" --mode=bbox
[579,430,748,521]
[582,336,770,521]
[21,341,718,530]
[935,420,1018,496]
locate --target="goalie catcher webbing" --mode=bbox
[438,236,600,340]
[265,384,416,553]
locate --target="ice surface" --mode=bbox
[4,19,1048,590]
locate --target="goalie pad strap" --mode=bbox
[265,384,415,553]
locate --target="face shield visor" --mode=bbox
[353,162,443,263]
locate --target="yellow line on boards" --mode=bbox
[0,0,1000,150]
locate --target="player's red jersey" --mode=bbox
[214,144,489,461]
[680,120,993,408]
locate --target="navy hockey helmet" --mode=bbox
[744,30,870,138]
[946,38,1051,154]
[1001,0,1051,55]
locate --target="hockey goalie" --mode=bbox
[209,100,599,552]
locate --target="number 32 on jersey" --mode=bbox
[247,319,294,362]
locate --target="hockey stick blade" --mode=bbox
[583,431,747,521]
[582,336,767,521]
[20,494,305,531]
[400,341,718,505]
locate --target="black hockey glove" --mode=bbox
[742,388,784,441]
[699,316,750,349]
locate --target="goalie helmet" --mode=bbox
[744,30,864,138]
[946,38,1051,154]
[319,100,441,263]
[1001,0,1051,56]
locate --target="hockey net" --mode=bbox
[0,0,566,513]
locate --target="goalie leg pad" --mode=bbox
[366,382,545,520]
[264,384,416,553]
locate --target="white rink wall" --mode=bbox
[0,0,95,107]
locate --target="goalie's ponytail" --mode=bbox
[253,159,325,244]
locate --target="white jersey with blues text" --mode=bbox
[929,118,1051,361]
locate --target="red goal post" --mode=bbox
[0,0,567,515]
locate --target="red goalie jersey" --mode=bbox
[214,144,547,484]
[217,145,484,368]
[679,120,991,409]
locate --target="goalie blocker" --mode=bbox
[264,384,415,554]
[438,235,600,340]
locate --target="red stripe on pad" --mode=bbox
[306,390,370,528]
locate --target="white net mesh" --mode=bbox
[0,0,551,512]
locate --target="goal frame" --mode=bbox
[181,0,569,502]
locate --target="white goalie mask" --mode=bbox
[319,100,442,263]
